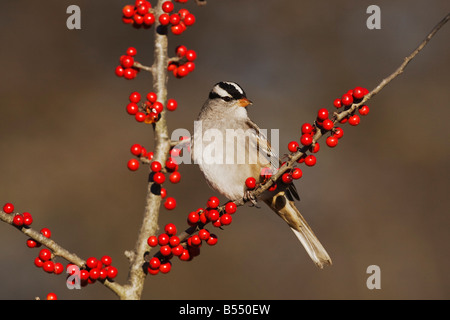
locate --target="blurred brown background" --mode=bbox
[0,0,449,300]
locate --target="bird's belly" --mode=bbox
[199,163,254,201]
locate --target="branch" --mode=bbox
[121,0,172,300]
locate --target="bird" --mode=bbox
[191,81,332,268]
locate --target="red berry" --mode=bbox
[137,3,150,15]
[184,13,196,26]
[207,209,220,222]
[341,94,353,106]
[169,13,181,25]
[40,227,51,238]
[322,119,334,131]
[46,293,57,300]
[3,203,14,214]
[89,268,100,280]
[185,62,195,72]
[13,214,24,227]
[143,13,155,25]
[359,105,370,116]
[101,255,112,266]
[159,261,172,274]
[282,173,293,184]
[198,229,210,240]
[220,214,232,226]
[169,235,180,247]
[158,233,169,246]
[149,257,161,269]
[176,65,189,77]
[159,13,170,25]
[122,5,135,18]
[135,112,146,122]
[207,196,220,209]
[166,99,178,111]
[164,197,176,210]
[206,234,218,246]
[162,1,174,13]
[169,171,181,184]
[245,177,257,189]
[130,144,142,156]
[353,87,365,100]
[179,249,191,261]
[165,157,178,171]
[187,211,200,225]
[333,127,344,139]
[304,155,317,167]
[153,172,165,184]
[107,266,118,279]
[148,266,159,275]
[129,92,141,103]
[317,108,329,120]
[126,47,137,57]
[185,50,197,61]
[301,123,314,134]
[171,23,185,35]
[23,214,33,226]
[326,136,339,148]
[54,262,64,275]
[124,68,138,80]
[34,257,44,268]
[190,235,202,246]
[225,202,237,214]
[39,249,52,261]
[288,141,299,153]
[26,239,39,248]
[121,56,134,68]
[300,134,313,146]
[86,257,98,269]
[147,235,158,247]
[310,142,320,153]
[176,45,187,57]
[127,159,140,171]
[150,161,162,172]
[333,98,342,108]
[291,168,303,180]
[146,92,157,103]
[43,261,55,273]
[164,223,177,236]
[126,102,138,115]
[160,245,172,256]
[171,244,184,256]
[348,114,361,126]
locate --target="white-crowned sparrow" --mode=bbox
[192,81,332,268]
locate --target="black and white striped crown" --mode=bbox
[209,81,247,101]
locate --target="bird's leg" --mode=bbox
[244,190,260,208]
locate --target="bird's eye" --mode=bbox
[222,96,232,102]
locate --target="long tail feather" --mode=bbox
[264,192,332,268]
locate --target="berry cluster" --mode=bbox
[168,45,197,78]
[334,86,370,126]
[67,256,118,287]
[266,86,370,186]
[2,202,119,295]
[125,91,178,124]
[122,1,155,29]
[159,4,196,35]
[145,196,238,275]
[115,47,140,80]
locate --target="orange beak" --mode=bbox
[238,98,253,107]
